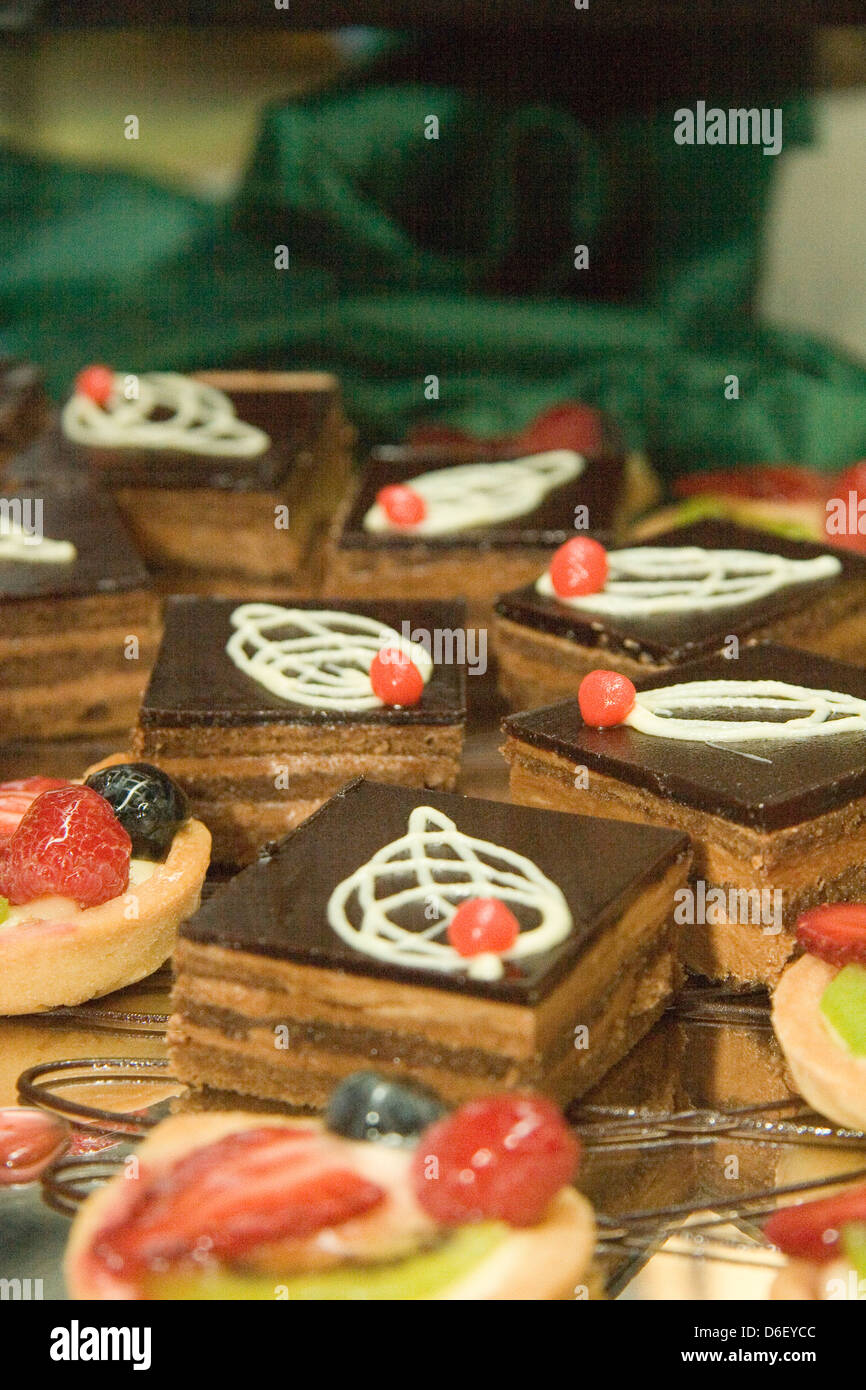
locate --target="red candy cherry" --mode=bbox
[549,536,608,599]
[74,364,115,407]
[377,484,427,528]
[795,903,866,967]
[578,669,636,727]
[0,785,131,908]
[412,1093,580,1228]
[764,1184,866,1263]
[447,898,520,958]
[369,647,425,706]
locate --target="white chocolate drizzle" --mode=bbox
[537,546,841,615]
[0,524,76,564]
[225,604,433,711]
[363,450,583,535]
[61,372,269,457]
[625,679,866,742]
[327,805,573,980]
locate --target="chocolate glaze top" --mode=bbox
[181,778,688,1005]
[140,597,466,727]
[494,520,866,664]
[0,482,150,600]
[17,380,337,492]
[369,410,620,466]
[504,642,866,831]
[337,450,625,551]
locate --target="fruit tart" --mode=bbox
[772,904,866,1132]
[66,1076,595,1300]
[766,1184,866,1300]
[0,765,210,1015]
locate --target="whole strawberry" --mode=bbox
[0,785,131,908]
[412,1093,580,1228]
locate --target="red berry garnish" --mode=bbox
[0,785,131,908]
[94,1126,385,1275]
[795,903,866,967]
[412,1093,580,1228]
[447,898,520,958]
[377,484,426,528]
[369,648,425,706]
[764,1184,866,1263]
[0,777,71,844]
[578,669,636,727]
[549,537,608,599]
[74,364,115,407]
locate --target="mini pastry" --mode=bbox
[494,520,866,711]
[765,1184,866,1300]
[503,643,866,985]
[772,903,866,1131]
[168,778,690,1109]
[0,358,45,450]
[324,439,627,627]
[17,366,350,596]
[131,596,466,866]
[66,1077,595,1300]
[0,764,210,1014]
[0,479,160,739]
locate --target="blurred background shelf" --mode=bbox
[2,1,866,32]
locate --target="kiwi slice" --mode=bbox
[842,1223,866,1283]
[819,963,866,1056]
[144,1222,506,1301]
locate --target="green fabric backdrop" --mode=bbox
[2,77,865,482]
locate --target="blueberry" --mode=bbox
[84,762,189,861]
[325,1071,446,1145]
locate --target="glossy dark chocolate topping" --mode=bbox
[0,481,150,600]
[338,450,624,551]
[16,382,337,491]
[505,642,866,831]
[140,596,466,727]
[495,520,866,663]
[181,778,688,1004]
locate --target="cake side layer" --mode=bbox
[169,857,687,1107]
[0,589,159,639]
[505,735,866,982]
[324,544,563,603]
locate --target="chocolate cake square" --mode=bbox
[0,478,159,741]
[20,369,351,595]
[503,642,866,986]
[0,359,45,452]
[168,779,690,1110]
[132,597,467,866]
[494,520,866,711]
[323,439,627,626]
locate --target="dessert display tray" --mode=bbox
[2,712,864,1301]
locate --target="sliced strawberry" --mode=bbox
[675,465,827,504]
[795,903,866,967]
[0,778,70,844]
[518,402,602,457]
[0,784,131,908]
[764,1185,866,1262]
[93,1127,386,1275]
[833,462,866,499]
